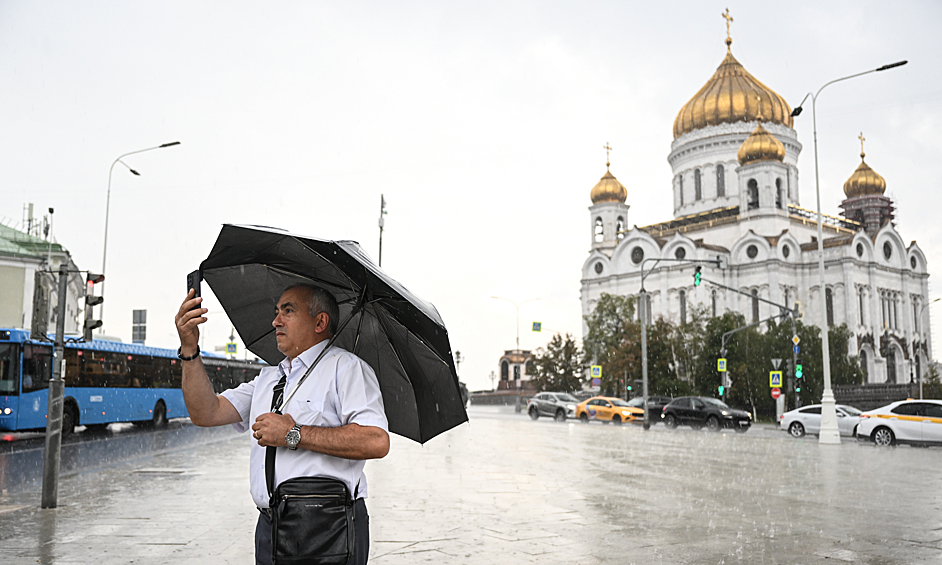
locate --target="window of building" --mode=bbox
[747,179,759,210]
[711,289,717,317]
[857,243,864,258]
[826,287,834,327]
[716,164,725,197]
[751,289,759,323]
[694,169,702,200]
[675,247,686,259]
[883,241,892,260]
[678,175,684,206]
[680,290,687,325]
[594,217,603,243]
[916,354,922,382]
[859,290,866,326]
[887,349,897,383]
[782,245,790,258]
[746,244,758,259]
[594,262,603,274]
[913,298,919,333]
[860,349,868,380]
[631,246,644,265]
[500,360,509,380]
[616,216,625,240]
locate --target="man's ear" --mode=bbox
[314,312,330,334]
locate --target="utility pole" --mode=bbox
[378,194,387,267]
[41,262,69,508]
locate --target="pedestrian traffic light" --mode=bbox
[718,384,725,396]
[694,266,702,286]
[83,273,105,341]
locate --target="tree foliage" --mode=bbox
[580,293,863,418]
[529,333,584,393]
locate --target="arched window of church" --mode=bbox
[913,298,920,333]
[594,217,604,243]
[775,178,784,209]
[500,360,509,381]
[826,287,834,327]
[751,289,759,323]
[711,289,717,317]
[694,169,702,200]
[859,289,866,326]
[678,175,684,206]
[680,290,687,325]
[860,349,869,382]
[716,165,725,197]
[747,179,759,210]
[887,349,897,383]
[616,216,625,240]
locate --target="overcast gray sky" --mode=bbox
[2,1,941,392]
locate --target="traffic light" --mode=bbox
[795,358,803,393]
[718,384,725,396]
[694,265,702,286]
[83,273,105,341]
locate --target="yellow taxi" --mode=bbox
[575,396,644,425]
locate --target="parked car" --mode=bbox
[661,396,751,432]
[779,404,862,438]
[626,396,673,424]
[856,399,942,446]
[575,396,644,425]
[527,392,580,422]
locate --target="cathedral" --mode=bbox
[580,29,930,386]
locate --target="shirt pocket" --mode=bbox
[291,398,341,428]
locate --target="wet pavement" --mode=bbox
[1,405,941,564]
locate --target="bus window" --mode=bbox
[0,344,19,395]
[23,344,52,393]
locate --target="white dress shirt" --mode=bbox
[220,340,388,508]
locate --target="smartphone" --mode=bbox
[186,270,202,310]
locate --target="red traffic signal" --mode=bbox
[86,273,105,285]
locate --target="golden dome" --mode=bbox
[843,152,886,198]
[673,48,793,139]
[737,122,785,165]
[590,166,628,204]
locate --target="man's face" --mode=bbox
[272,287,325,358]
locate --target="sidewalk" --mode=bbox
[2,407,941,564]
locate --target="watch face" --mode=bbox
[287,428,301,447]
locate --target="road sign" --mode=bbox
[769,371,783,387]
[717,358,727,372]
[793,345,800,354]
[771,388,781,399]
[532,322,542,332]
[226,342,237,354]
[771,358,782,370]
[590,365,602,378]
[792,335,800,345]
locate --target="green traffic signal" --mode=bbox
[718,384,725,396]
[694,266,702,286]
[795,362,803,379]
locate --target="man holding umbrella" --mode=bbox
[175,284,389,565]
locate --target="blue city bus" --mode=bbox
[0,328,265,434]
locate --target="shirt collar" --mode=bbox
[277,339,331,376]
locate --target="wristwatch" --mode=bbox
[286,424,302,450]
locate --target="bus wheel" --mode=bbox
[152,401,168,428]
[62,406,76,437]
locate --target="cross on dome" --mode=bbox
[722,8,734,49]
[603,142,612,168]
[859,132,866,157]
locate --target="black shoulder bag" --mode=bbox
[266,345,356,565]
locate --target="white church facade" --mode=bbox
[580,33,931,386]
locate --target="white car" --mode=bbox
[857,399,942,447]
[779,404,862,438]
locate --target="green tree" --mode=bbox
[529,333,585,392]
[583,293,640,396]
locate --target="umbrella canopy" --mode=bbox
[198,224,468,444]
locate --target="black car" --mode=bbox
[626,396,673,424]
[661,396,751,433]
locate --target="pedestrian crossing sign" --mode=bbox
[226,342,238,354]
[532,322,542,332]
[717,358,727,372]
[590,365,602,378]
[769,371,782,388]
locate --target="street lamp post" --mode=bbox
[490,296,540,351]
[100,142,181,330]
[492,296,539,411]
[913,297,940,399]
[791,60,906,445]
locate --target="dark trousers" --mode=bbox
[255,498,369,565]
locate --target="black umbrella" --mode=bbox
[198,224,468,444]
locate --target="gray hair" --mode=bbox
[284,284,339,336]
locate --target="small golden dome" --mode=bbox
[673,49,793,139]
[844,153,886,198]
[737,122,785,165]
[590,167,628,204]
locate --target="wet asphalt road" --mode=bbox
[0,405,940,564]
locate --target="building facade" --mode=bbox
[580,35,930,385]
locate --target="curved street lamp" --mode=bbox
[99,141,181,330]
[791,60,906,445]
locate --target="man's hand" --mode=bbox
[174,289,207,355]
[252,412,296,447]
